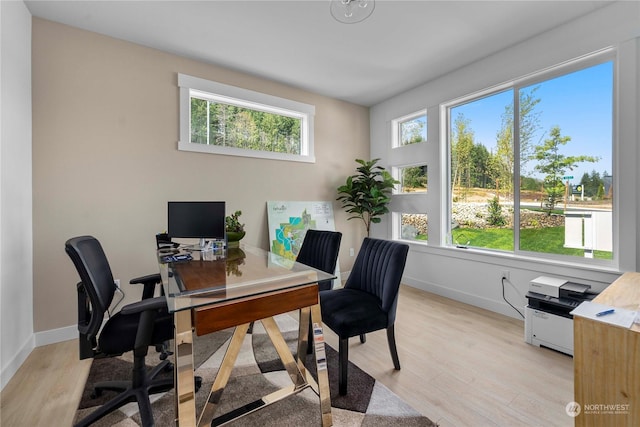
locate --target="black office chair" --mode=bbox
[66,235,175,427]
[319,237,409,395]
[132,233,177,300]
[127,232,180,361]
[296,229,342,292]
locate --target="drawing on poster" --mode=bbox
[267,201,341,283]
[267,201,335,258]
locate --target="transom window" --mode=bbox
[179,74,315,162]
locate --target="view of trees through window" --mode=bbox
[398,113,428,191]
[400,165,428,193]
[447,60,613,260]
[190,97,302,154]
[396,113,429,242]
[399,113,427,146]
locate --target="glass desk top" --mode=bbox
[158,244,335,313]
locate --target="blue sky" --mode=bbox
[451,61,613,184]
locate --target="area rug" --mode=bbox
[74,314,436,426]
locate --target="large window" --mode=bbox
[179,74,315,162]
[445,53,614,264]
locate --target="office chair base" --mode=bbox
[76,379,174,427]
[76,359,175,427]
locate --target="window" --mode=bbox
[394,111,427,147]
[390,110,429,243]
[449,89,515,247]
[398,165,428,193]
[179,74,315,162]
[399,213,428,241]
[445,52,614,264]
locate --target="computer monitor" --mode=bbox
[167,201,226,249]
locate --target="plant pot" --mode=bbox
[226,231,246,248]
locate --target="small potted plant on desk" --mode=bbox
[225,210,245,248]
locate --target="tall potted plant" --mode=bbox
[337,158,398,237]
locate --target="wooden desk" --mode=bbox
[573,272,640,426]
[159,245,334,427]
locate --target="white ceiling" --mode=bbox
[25,0,613,106]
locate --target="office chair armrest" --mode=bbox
[129,273,161,286]
[130,273,163,299]
[120,296,167,316]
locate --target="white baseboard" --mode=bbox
[35,324,78,347]
[1,325,77,391]
[402,274,524,320]
[1,335,35,391]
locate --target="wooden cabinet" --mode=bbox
[573,272,640,426]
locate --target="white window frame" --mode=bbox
[389,109,430,242]
[441,48,617,268]
[178,73,316,163]
[392,109,427,148]
[392,163,428,194]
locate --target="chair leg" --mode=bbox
[338,338,349,395]
[359,334,366,344]
[387,325,401,370]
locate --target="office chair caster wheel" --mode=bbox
[157,343,173,360]
[90,388,103,399]
[195,376,203,392]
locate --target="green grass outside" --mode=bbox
[442,226,612,259]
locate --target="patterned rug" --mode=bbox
[75,314,436,426]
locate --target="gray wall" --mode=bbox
[370,2,640,317]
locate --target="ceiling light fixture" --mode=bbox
[330,0,375,24]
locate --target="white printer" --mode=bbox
[524,276,596,356]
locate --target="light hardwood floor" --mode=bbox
[0,286,574,426]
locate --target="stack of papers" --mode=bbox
[570,301,637,328]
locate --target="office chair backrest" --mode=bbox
[345,238,409,319]
[65,236,117,341]
[296,230,342,274]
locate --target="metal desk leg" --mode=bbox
[296,307,311,382]
[262,316,308,388]
[198,323,250,427]
[310,303,332,427]
[174,310,196,426]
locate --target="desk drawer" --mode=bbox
[193,284,319,335]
